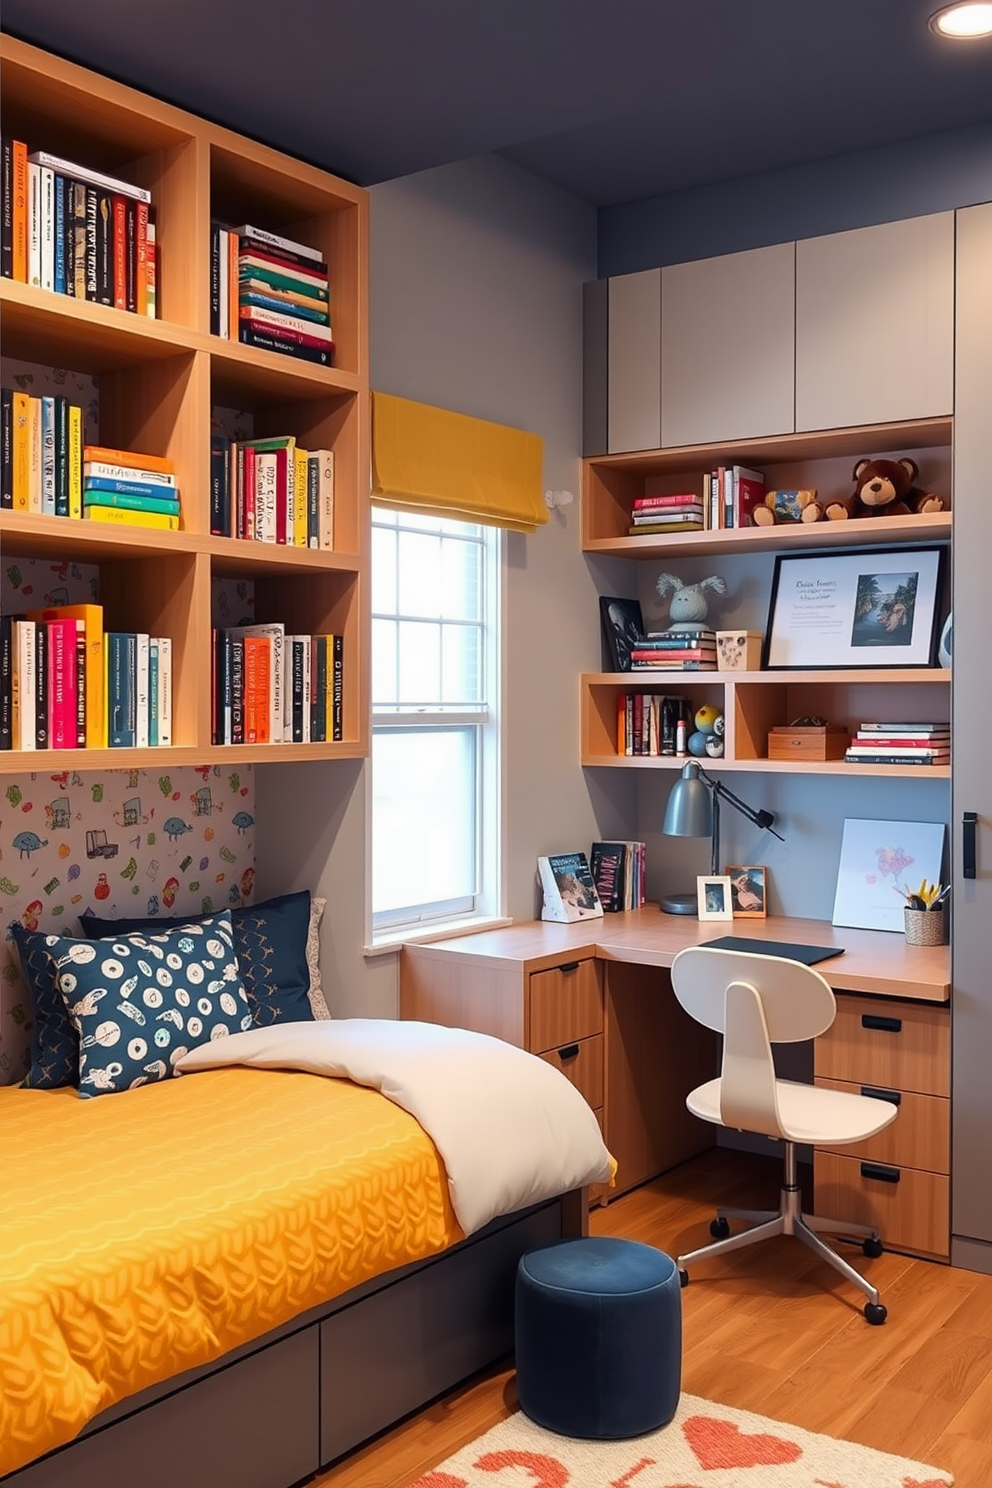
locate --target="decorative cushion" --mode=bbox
[10,923,79,1090]
[81,890,321,1025]
[307,897,330,1019]
[45,912,252,1098]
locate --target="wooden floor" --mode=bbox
[318,1149,992,1488]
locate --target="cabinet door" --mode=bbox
[796,213,953,431]
[607,268,662,452]
[951,202,992,1272]
[660,243,795,447]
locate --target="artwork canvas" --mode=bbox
[832,818,946,933]
[727,864,767,918]
[697,875,733,921]
[599,596,644,673]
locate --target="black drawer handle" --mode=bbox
[558,961,580,973]
[861,1085,901,1106]
[963,811,978,880]
[862,1014,902,1034]
[558,1043,580,1062]
[861,1162,900,1185]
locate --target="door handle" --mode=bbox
[860,1162,900,1185]
[861,1085,901,1105]
[963,811,978,880]
[862,1014,902,1034]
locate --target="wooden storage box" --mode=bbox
[715,631,763,671]
[767,724,848,761]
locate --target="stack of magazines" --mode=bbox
[629,628,716,671]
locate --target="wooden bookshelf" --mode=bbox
[0,34,370,768]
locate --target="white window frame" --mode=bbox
[366,508,508,952]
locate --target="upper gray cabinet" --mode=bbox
[607,269,662,453]
[660,243,796,448]
[795,213,954,432]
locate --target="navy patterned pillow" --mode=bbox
[45,911,252,1098]
[11,923,79,1090]
[80,891,315,1026]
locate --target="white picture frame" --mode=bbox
[832,818,946,934]
[697,874,733,921]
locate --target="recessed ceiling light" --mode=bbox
[929,2,992,37]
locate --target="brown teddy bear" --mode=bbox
[750,488,823,526]
[824,458,946,521]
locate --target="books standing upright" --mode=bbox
[538,852,604,923]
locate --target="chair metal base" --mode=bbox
[676,1143,885,1316]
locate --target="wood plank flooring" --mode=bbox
[317,1150,992,1487]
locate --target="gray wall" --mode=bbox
[600,120,992,275]
[257,153,638,1018]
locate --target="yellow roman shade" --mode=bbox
[371,391,548,532]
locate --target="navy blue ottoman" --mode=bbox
[515,1236,681,1440]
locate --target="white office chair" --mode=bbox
[671,945,898,1324]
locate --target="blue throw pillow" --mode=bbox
[80,891,315,1027]
[45,911,252,1098]
[11,923,79,1090]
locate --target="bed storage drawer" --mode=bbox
[813,1151,949,1261]
[318,1201,562,1464]
[529,958,603,1051]
[5,1329,320,1488]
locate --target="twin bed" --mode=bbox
[0,1018,608,1488]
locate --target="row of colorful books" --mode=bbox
[616,692,702,756]
[590,840,646,913]
[209,434,333,545]
[209,222,333,367]
[844,721,950,767]
[0,605,172,751]
[630,627,717,671]
[0,138,156,315]
[631,465,766,536]
[211,625,342,745]
[0,408,182,530]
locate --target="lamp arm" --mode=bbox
[703,770,785,843]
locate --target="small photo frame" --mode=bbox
[727,864,767,918]
[697,875,733,921]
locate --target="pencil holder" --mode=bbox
[904,907,945,946]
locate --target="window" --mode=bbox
[370,508,502,938]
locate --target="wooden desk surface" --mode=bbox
[408,909,950,1004]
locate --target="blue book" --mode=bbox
[83,476,181,504]
[54,174,66,294]
[83,485,181,515]
[148,639,160,748]
[239,290,330,325]
[107,632,136,748]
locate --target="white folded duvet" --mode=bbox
[178,1019,614,1234]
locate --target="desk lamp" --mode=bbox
[660,761,784,915]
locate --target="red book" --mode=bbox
[852,736,949,749]
[242,636,270,743]
[631,648,714,663]
[47,618,79,749]
[237,244,328,285]
[239,317,331,352]
[228,233,239,341]
[634,492,704,510]
[736,467,767,526]
[135,201,148,315]
[242,444,257,540]
[112,195,127,310]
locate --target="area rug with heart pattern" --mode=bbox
[407,1392,953,1488]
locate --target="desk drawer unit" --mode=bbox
[813,994,950,1261]
[539,1033,605,1111]
[528,959,603,1051]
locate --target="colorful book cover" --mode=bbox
[39,165,55,292]
[33,620,48,748]
[47,617,78,749]
[239,305,333,342]
[53,172,66,294]
[30,604,105,749]
[293,446,308,546]
[107,632,136,747]
[54,396,69,517]
[311,635,327,742]
[238,325,332,366]
[11,138,28,283]
[83,460,176,487]
[239,271,328,308]
[27,395,42,512]
[237,250,329,290]
[538,852,603,923]
[242,635,271,744]
[74,619,87,746]
[134,633,150,748]
[40,396,56,515]
[83,484,181,513]
[233,225,325,266]
[0,613,12,750]
[157,635,173,746]
[11,390,30,510]
[83,445,175,475]
[70,180,87,299]
[148,638,160,747]
[68,404,83,519]
[136,200,148,316]
[1,388,12,509]
[331,633,343,742]
[239,290,330,326]
[83,506,180,530]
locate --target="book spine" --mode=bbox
[157,636,172,747]
[243,637,271,744]
[148,638,160,747]
[290,638,304,743]
[70,181,87,299]
[11,392,30,511]
[11,141,28,282]
[16,621,37,750]
[217,631,232,745]
[83,460,175,485]
[331,634,343,742]
[293,446,308,547]
[235,225,324,265]
[28,162,41,286]
[306,453,319,548]
[311,635,327,742]
[255,451,278,542]
[237,262,329,300]
[145,219,156,317]
[217,226,228,337]
[134,633,150,747]
[242,444,256,540]
[47,619,76,749]
[84,184,98,300]
[54,396,69,517]
[135,201,148,316]
[229,635,244,744]
[84,506,179,530]
[27,396,42,513]
[39,166,55,291]
[316,449,334,548]
[0,615,12,750]
[228,232,238,341]
[124,198,137,313]
[95,191,114,306]
[209,223,221,334]
[53,173,66,294]
[239,289,330,325]
[238,325,332,366]
[239,309,332,344]
[75,621,87,746]
[68,404,82,520]
[34,621,49,748]
[0,388,12,509]
[27,151,151,204]
[83,483,181,511]
[1,138,13,278]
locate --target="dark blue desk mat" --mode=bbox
[702,935,845,966]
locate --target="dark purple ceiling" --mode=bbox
[4,0,992,206]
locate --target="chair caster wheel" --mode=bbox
[709,1217,731,1239]
[864,1302,887,1325]
[863,1236,883,1258]
[678,1268,689,1289]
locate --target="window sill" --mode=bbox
[365,914,513,957]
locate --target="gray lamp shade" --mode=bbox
[662,762,713,838]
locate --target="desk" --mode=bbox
[400,910,950,1260]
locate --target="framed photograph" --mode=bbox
[697,875,733,921]
[832,818,946,934]
[727,864,767,918]
[599,595,644,673]
[764,546,944,670]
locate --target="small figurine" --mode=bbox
[655,573,727,631]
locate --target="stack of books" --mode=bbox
[212,625,342,745]
[210,223,333,366]
[629,628,717,670]
[0,138,156,314]
[0,604,172,750]
[705,464,766,529]
[844,721,951,767]
[628,491,704,536]
[2,388,83,514]
[83,445,180,530]
[590,840,646,911]
[209,433,333,546]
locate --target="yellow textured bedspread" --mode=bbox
[0,1068,462,1477]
